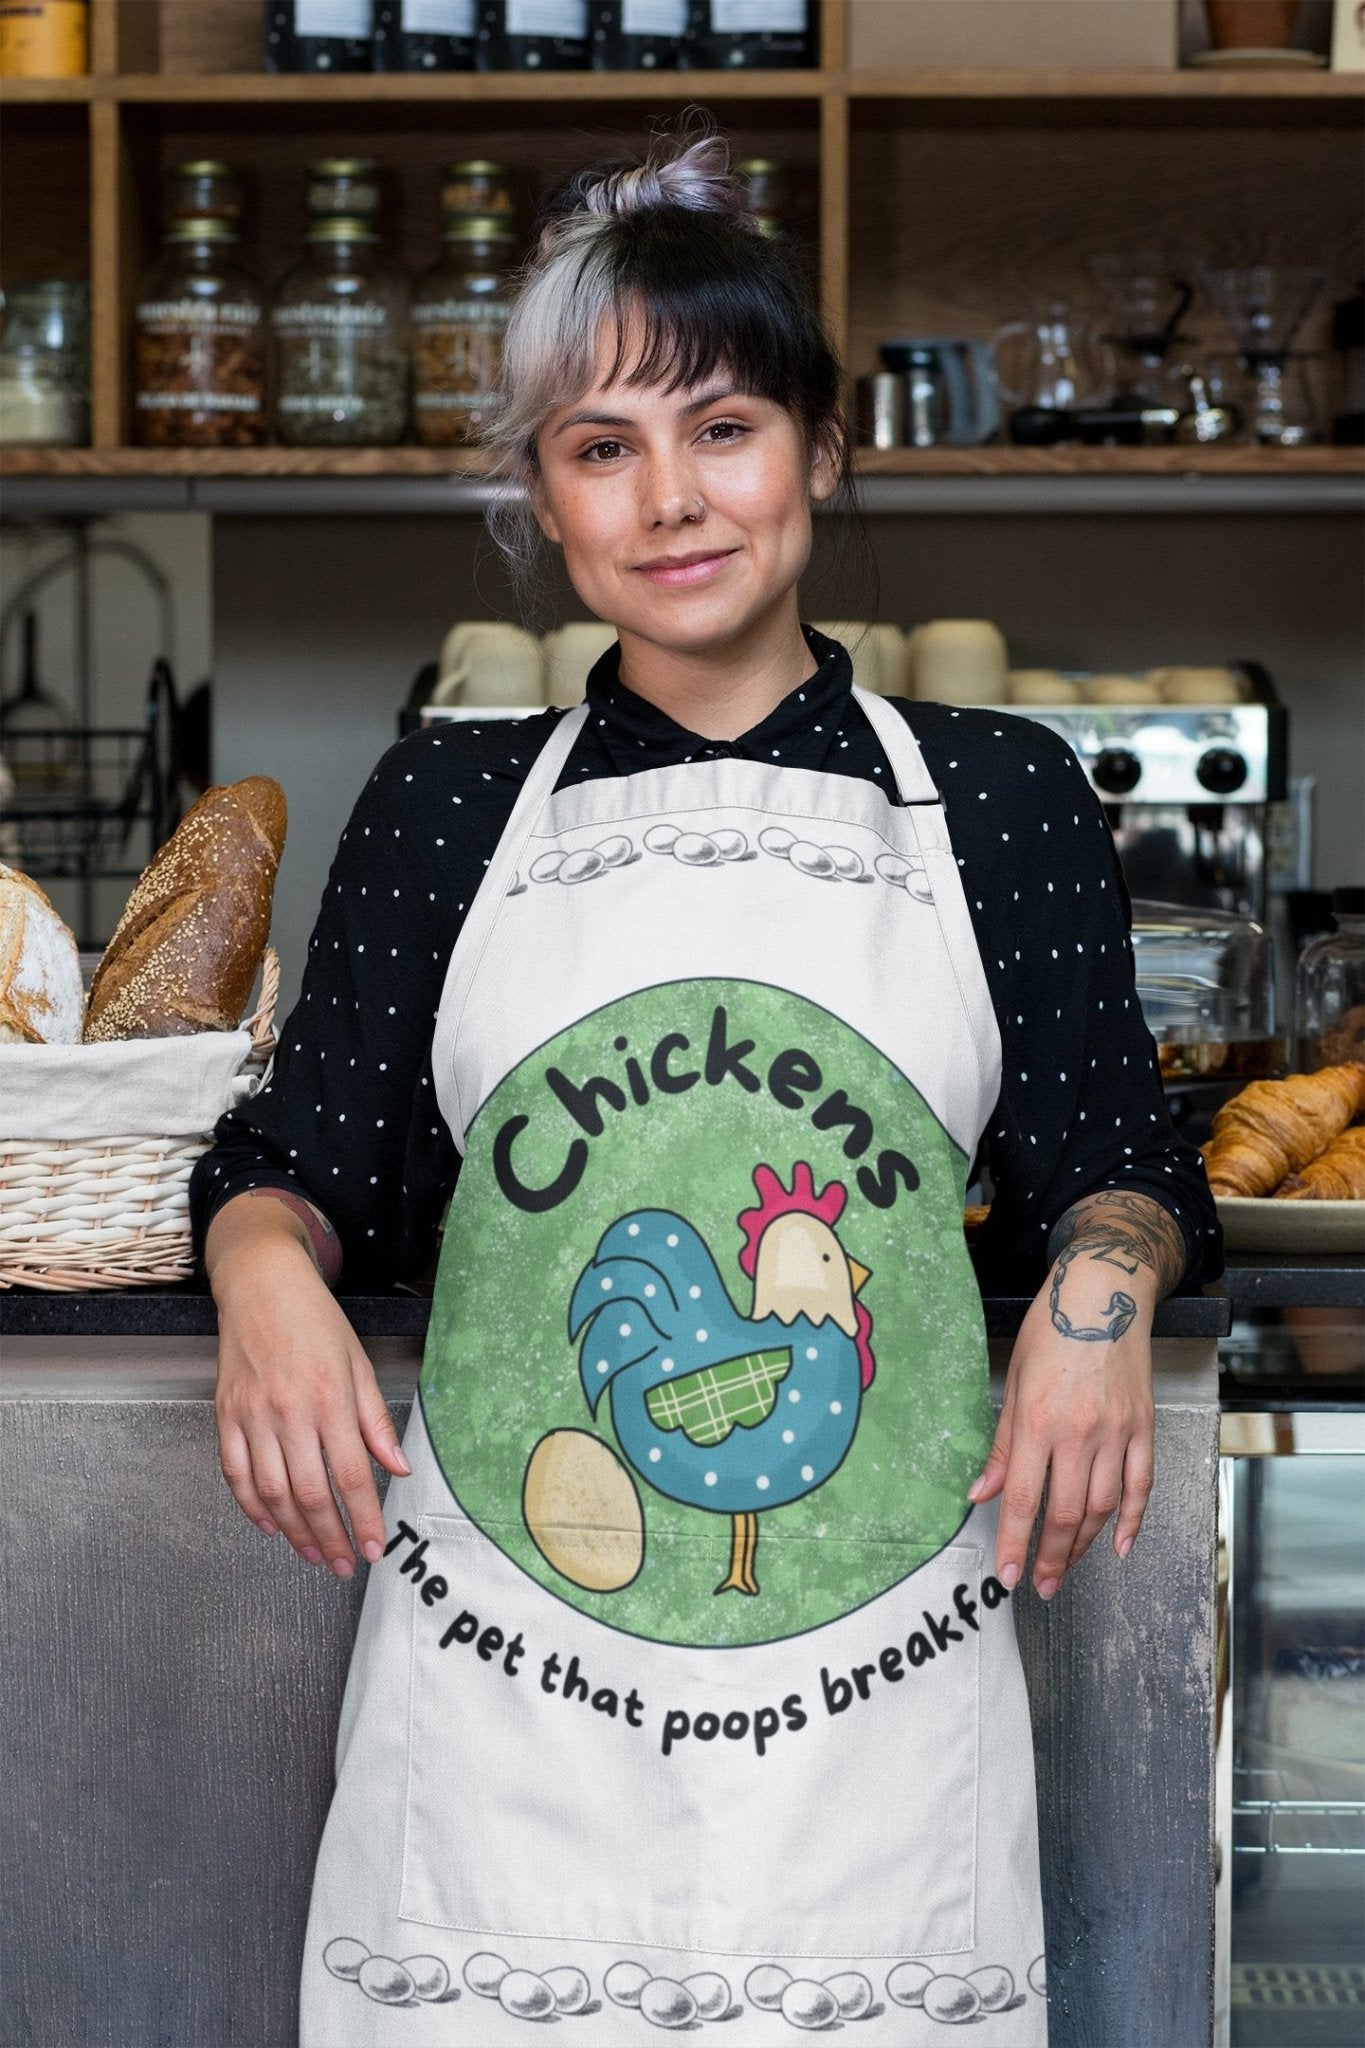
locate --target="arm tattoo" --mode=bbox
[1044,1191,1185,1345]
[245,1186,343,1288]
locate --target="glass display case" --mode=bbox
[1218,1310,1365,2045]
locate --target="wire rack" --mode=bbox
[1233,1766,1365,1856]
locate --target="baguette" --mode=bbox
[1275,1125,1365,1201]
[83,776,286,1041]
[1201,1063,1365,1198]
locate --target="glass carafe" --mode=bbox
[994,301,1112,412]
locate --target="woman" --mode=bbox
[193,128,1220,2044]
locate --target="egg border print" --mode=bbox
[320,1937,1049,2026]
[419,978,995,1651]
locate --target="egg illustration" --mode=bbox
[789,841,837,879]
[596,834,634,867]
[639,1976,698,2028]
[522,1429,645,1591]
[827,845,868,881]
[876,852,912,887]
[605,1960,651,2007]
[357,1956,414,2005]
[711,828,749,860]
[1028,1954,1048,1997]
[780,1978,838,2029]
[758,826,796,858]
[824,1971,874,2017]
[645,824,681,853]
[402,1955,451,2001]
[673,832,721,865]
[922,1974,982,2023]
[499,1970,555,2018]
[886,1960,934,2007]
[559,848,606,885]
[745,1963,792,2009]
[682,1971,732,2018]
[464,1951,510,1997]
[968,1964,1015,2011]
[322,1936,368,1981]
[530,850,566,882]
[541,1965,591,2013]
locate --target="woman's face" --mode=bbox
[531,313,837,657]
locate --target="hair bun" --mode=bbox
[537,127,746,242]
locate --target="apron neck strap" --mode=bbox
[852,686,941,806]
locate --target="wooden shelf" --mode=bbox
[3,445,1360,479]
[0,0,1359,478]
[3,68,1360,106]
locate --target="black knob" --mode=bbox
[1196,747,1248,795]
[1093,747,1142,795]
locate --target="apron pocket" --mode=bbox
[399,1515,980,1959]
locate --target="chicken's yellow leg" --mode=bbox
[715,1511,760,1596]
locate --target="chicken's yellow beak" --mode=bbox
[848,1258,872,1295]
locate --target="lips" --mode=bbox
[634,549,738,588]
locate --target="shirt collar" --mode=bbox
[583,625,855,774]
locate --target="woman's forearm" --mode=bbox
[205,1186,343,1295]
[1043,1189,1187,1342]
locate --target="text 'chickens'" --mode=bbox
[491,1003,921,1216]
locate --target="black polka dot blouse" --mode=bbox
[189,628,1223,1294]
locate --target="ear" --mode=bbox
[808,430,841,505]
[528,472,563,546]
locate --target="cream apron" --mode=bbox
[300,689,1049,2042]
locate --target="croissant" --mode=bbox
[1201,1062,1365,1198]
[1275,1125,1365,1201]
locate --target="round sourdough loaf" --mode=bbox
[0,864,84,1043]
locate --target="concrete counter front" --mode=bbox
[3,1326,1222,2048]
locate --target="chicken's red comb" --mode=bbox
[737,1162,847,1279]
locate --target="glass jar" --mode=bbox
[440,160,515,222]
[271,218,409,445]
[306,157,381,224]
[1129,900,1282,1081]
[411,216,515,447]
[734,157,787,240]
[133,220,267,447]
[1294,888,1365,1071]
[168,159,242,226]
[0,280,89,443]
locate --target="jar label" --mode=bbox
[135,390,264,413]
[402,0,475,28]
[411,300,510,326]
[137,299,261,330]
[273,302,390,330]
[623,0,686,30]
[277,392,370,415]
[710,0,804,28]
[505,0,586,35]
[295,0,372,34]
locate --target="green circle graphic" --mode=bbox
[421,979,993,1649]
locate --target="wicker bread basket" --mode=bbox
[0,949,279,1291]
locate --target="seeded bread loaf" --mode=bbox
[83,776,286,1041]
[0,864,84,1043]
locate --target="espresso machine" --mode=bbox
[1012,663,1290,1127]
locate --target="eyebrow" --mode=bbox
[550,385,743,438]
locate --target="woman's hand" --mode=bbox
[966,1191,1185,1599]
[207,1190,411,1577]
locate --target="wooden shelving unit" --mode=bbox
[1,0,1361,488]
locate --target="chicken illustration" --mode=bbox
[568,1164,875,1596]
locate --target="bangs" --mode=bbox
[485,202,841,479]
[589,208,815,415]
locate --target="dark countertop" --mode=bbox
[2,1256,1358,1342]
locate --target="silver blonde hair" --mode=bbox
[480,120,830,611]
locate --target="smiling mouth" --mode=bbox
[635,550,738,586]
